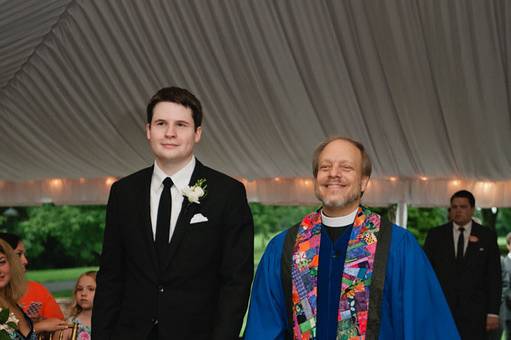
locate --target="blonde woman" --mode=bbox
[0,233,68,336]
[0,238,35,339]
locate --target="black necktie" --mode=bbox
[155,177,173,263]
[456,227,465,262]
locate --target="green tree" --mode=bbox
[495,208,511,237]
[250,203,317,247]
[367,205,447,244]
[406,207,447,245]
[481,208,499,232]
[16,204,105,269]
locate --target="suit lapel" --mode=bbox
[137,166,159,275]
[162,161,205,270]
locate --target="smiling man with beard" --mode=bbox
[245,136,459,339]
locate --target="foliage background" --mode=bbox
[1,205,105,268]
[1,203,510,269]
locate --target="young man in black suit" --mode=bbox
[92,87,254,340]
[424,190,501,340]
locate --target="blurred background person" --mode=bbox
[0,238,35,339]
[424,190,501,340]
[54,271,95,339]
[500,232,511,339]
[0,233,68,335]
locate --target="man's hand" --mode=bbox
[486,315,499,331]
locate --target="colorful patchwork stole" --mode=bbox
[291,206,381,340]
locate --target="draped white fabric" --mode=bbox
[1,1,510,206]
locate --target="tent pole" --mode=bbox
[395,202,408,228]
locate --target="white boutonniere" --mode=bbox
[181,178,207,204]
[0,307,19,337]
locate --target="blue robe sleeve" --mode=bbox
[245,231,288,340]
[379,226,460,340]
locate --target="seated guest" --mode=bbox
[0,238,36,339]
[0,233,68,334]
[53,271,96,339]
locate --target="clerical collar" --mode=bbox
[321,208,358,227]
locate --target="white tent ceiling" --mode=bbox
[1,0,510,207]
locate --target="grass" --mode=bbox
[53,289,73,298]
[26,266,99,283]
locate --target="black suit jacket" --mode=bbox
[92,161,254,340]
[424,221,501,337]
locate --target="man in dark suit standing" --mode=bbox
[424,190,501,340]
[92,87,254,340]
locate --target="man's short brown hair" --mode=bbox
[146,86,203,129]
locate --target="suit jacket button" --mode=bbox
[152,318,158,325]
[159,286,164,293]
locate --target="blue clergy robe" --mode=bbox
[245,224,460,339]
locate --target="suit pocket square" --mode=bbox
[190,213,208,224]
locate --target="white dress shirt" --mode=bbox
[452,220,472,257]
[150,157,196,242]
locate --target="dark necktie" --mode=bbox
[456,227,465,262]
[155,177,173,263]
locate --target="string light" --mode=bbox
[480,181,492,192]
[105,177,116,186]
[49,178,63,189]
[419,176,428,181]
[389,177,397,182]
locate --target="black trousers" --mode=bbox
[147,325,244,339]
[147,324,158,340]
